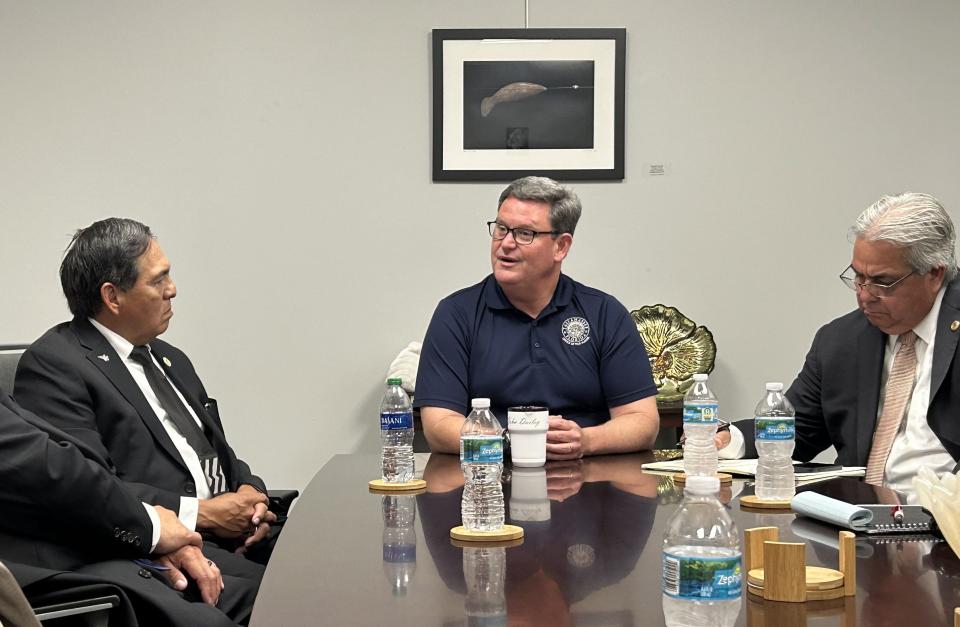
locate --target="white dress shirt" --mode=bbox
[882,287,954,493]
[721,287,956,495]
[89,319,211,532]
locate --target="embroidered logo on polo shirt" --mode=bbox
[561,316,591,345]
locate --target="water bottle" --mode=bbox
[683,373,719,477]
[754,382,796,501]
[380,378,414,483]
[381,494,417,596]
[463,546,507,626]
[662,476,742,627]
[460,398,505,532]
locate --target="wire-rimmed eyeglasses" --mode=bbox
[839,265,915,297]
[487,221,559,245]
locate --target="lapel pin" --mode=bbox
[163,356,172,367]
[952,321,960,332]
[96,354,110,362]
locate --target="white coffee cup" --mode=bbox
[507,406,548,468]
[509,466,550,522]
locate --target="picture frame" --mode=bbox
[432,28,626,182]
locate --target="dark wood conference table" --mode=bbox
[250,453,960,626]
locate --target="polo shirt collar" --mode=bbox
[483,273,575,317]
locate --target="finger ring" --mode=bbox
[207,559,214,566]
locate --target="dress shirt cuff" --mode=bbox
[143,503,161,553]
[718,424,746,459]
[179,496,200,531]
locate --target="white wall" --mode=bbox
[2,1,958,491]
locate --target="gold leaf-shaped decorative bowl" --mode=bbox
[630,304,717,403]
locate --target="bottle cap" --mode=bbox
[692,373,708,382]
[386,378,402,386]
[471,398,491,409]
[684,476,720,494]
[765,382,784,391]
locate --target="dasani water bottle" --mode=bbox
[380,378,414,483]
[754,382,796,501]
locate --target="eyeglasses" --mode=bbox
[487,221,559,245]
[839,265,915,297]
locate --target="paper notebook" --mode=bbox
[791,491,934,535]
[640,459,865,485]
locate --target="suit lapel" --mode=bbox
[72,320,186,469]
[856,321,886,465]
[930,283,960,403]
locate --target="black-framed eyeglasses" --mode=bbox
[487,221,559,245]
[839,265,915,297]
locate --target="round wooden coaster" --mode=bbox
[740,494,793,510]
[748,566,844,591]
[450,524,524,542]
[368,478,427,492]
[451,536,525,549]
[671,472,733,485]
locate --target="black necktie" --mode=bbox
[129,346,226,494]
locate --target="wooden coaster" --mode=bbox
[368,478,427,492]
[671,472,733,485]
[748,566,845,601]
[748,566,844,591]
[451,536,525,549]
[450,524,524,542]
[740,494,793,510]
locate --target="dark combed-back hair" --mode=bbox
[498,176,582,235]
[60,218,155,319]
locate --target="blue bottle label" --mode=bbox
[662,552,742,599]
[755,417,795,440]
[382,544,417,562]
[381,411,413,430]
[460,436,503,463]
[683,403,718,424]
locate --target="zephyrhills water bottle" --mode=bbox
[683,373,719,477]
[460,398,505,532]
[380,378,414,483]
[755,382,796,501]
[463,546,506,626]
[662,476,742,627]
[381,495,417,596]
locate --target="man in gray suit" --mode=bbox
[725,192,960,492]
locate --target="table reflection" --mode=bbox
[418,453,659,625]
[381,494,418,596]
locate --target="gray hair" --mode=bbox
[851,192,957,282]
[60,218,155,319]
[498,176,582,235]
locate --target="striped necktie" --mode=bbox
[130,346,227,494]
[864,331,918,485]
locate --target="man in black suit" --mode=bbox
[0,388,258,626]
[14,218,276,558]
[725,192,960,491]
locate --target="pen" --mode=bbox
[675,419,730,448]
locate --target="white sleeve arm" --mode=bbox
[143,503,161,553]
[718,424,746,459]
[178,496,199,531]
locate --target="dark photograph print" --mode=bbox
[432,28,625,181]
[463,60,595,150]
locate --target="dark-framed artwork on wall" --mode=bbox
[432,28,626,182]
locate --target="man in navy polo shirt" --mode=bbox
[415,176,660,459]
